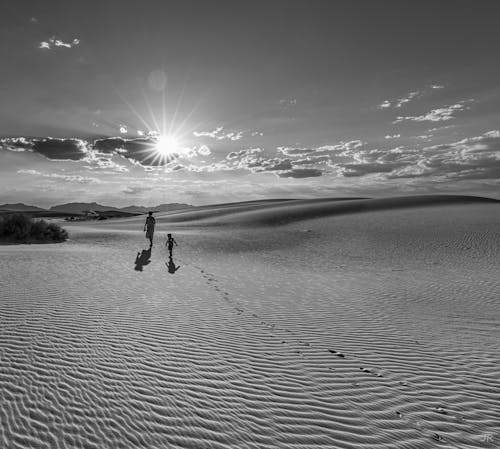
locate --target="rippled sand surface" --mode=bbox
[1,197,499,448]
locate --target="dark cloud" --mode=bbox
[32,138,88,161]
[342,162,405,177]
[262,159,293,171]
[93,137,174,166]
[278,168,323,178]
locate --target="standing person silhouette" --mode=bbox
[166,233,177,256]
[143,212,156,247]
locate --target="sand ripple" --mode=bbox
[1,200,499,448]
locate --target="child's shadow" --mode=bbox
[134,248,152,271]
[166,255,181,274]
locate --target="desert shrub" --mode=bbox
[0,213,68,243]
[0,213,32,240]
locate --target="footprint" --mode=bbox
[431,433,443,442]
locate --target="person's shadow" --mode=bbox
[166,255,181,274]
[134,248,152,271]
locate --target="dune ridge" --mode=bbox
[151,195,498,227]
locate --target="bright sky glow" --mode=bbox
[155,135,180,157]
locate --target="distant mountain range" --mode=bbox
[0,202,193,215]
[0,203,47,212]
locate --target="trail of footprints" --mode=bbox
[187,261,492,449]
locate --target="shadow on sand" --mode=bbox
[166,255,180,274]
[135,248,152,271]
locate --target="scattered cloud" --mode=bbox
[279,98,297,108]
[17,169,100,184]
[0,137,33,151]
[341,162,405,177]
[122,186,150,195]
[379,91,420,109]
[193,127,244,141]
[393,100,472,123]
[428,125,455,133]
[379,85,446,110]
[197,144,211,156]
[394,91,420,108]
[226,148,263,160]
[39,36,80,50]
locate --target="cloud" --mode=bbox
[279,98,297,108]
[278,141,364,158]
[394,91,420,108]
[312,130,500,182]
[32,138,89,161]
[278,168,323,178]
[193,127,244,141]
[17,169,100,184]
[0,137,33,151]
[428,125,455,133]
[277,147,317,156]
[379,91,420,109]
[410,130,500,180]
[93,136,200,167]
[197,144,211,156]
[39,36,80,50]
[293,155,330,165]
[226,148,263,160]
[341,162,405,177]
[1,135,200,169]
[122,186,150,195]
[379,85,446,110]
[93,137,168,166]
[394,100,472,123]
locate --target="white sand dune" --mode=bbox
[1,195,499,448]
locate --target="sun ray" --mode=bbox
[113,86,152,133]
[161,73,168,136]
[168,81,186,136]
[140,86,161,133]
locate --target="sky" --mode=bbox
[1,0,499,207]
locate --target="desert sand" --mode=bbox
[1,195,499,449]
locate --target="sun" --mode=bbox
[155,135,179,156]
